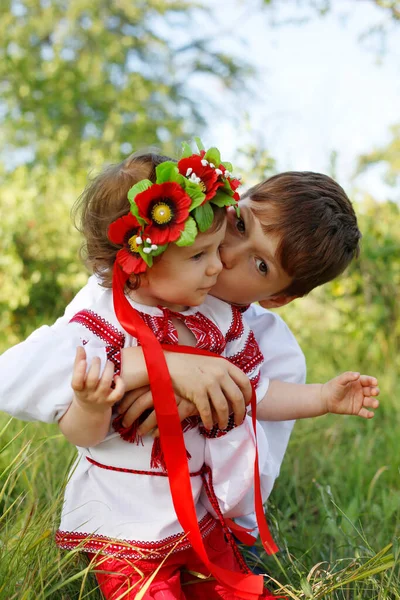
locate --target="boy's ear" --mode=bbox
[259,295,298,309]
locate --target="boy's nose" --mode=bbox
[220,245,239,270]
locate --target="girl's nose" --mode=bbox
[207,253,223,276]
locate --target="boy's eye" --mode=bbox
[235,218,245,233]
[255,258,268,275]
[191,252,204,261]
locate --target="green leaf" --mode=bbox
[220,179,235,196]
[300,577,313,598]
[222,161,233,172]
[204,147,221,167]
[127,180,152,204]
[194,203,214,233]
[185,180,205,209]
[155,161,180,183]
[129,202,148,227]
[210,191,235,208]
[175,217,198,247]
[151,243,168,257]
[138,247,153,268]
[194,136,205,152]
[181,141,193,158]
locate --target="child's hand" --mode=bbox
[164,352,251,430]
[321,372,380,419]
[117,386,199,436]
[71,347,125,414]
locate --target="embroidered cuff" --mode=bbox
[199,412,246,438]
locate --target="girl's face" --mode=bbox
[136,221,226,311]
[210,198,293,306]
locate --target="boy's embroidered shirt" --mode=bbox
[55,291,269,558]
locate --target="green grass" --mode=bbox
[0,304,399,598]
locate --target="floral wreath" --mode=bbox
[108,138,241,275]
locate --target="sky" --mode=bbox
[192,0,400,200]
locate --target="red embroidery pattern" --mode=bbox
[69,310,125,377]
[199,413,239,439]
[106,346,122,376]
[70,310,125,348]
[250,372,261,389]
[225,306,244,343]
[237,304,250,313]
[179,312,226,354]
[137,309,226,354]
[228,330,263,376]
[55,513,216,560]
[86,456,201,476]
[138,312,179,344]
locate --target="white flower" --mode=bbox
[189,173,201,184]
[146,237,152,244]
[201,159,208,167]
[151,244,158,251]
[143,247,152,254]
[135,236,142,245]
[215,168,222,176]
[186,167,193,177]
[209,162,215,169]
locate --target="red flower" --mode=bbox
[178,154,224,203]
[108,213,147,275]
[135,182,192,245]
[232,191,240,202]
[227,177,241,193]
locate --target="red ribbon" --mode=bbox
[162,343,279,556]
[112,265,277,599]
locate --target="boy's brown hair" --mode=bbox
[245,171,361,296]
[74,152,225,288]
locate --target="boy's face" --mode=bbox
[210,198,294,307]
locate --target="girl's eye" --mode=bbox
[191,252,204,261]
[235,218,245,234]
[255,258,268,275]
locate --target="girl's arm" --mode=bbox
[256,372,380,421]
[59,348,125,447]
[0,275,106,423]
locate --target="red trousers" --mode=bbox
[88,522,271,600]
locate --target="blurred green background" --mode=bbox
[0,0,399,598]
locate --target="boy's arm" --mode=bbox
[256,372,379,421]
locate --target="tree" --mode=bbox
[0,0,250,351]
[357,124,400,189]
[0,0,250,171]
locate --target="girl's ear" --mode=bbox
[258,295,298,309]
[129,272,147,289]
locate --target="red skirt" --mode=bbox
[88,521,274,600]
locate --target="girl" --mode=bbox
[53,142,379,599]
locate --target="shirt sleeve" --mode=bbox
[200,415,259,519]
[234,304,306,532]
[0,275,107,423]
[245,303,306,478]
